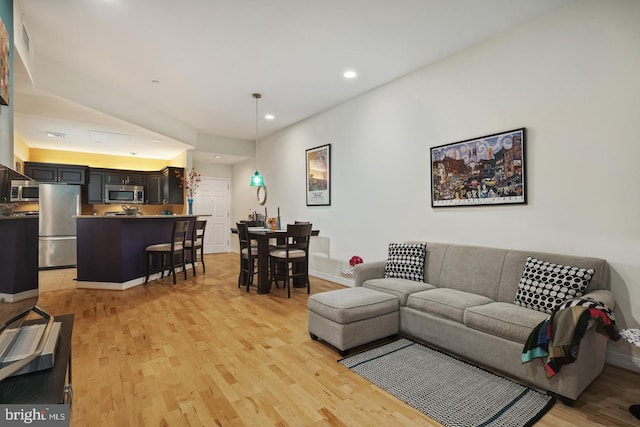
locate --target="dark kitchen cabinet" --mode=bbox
[24,162,87,185]
[162,167,184,205]
[142,168,183,205]
[87,170,105,204]
[105,171,144,186]
[146,173,162,204]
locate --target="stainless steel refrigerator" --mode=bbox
[39,184,81,268]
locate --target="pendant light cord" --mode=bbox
[253,93,261,172]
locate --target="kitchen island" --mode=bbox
[0,215,38,299]
[76,215,197,289]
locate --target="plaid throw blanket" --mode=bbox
[522,297,619,378]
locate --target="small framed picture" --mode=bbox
[306,144,331,206]
[430,128,526,207]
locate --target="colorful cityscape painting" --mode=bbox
[430,128,526,207]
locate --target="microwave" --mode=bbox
[104,184,145,204]
[10,180,39,202]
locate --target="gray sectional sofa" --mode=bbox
[353,242,616,403]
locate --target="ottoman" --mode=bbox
[308,287,399,356]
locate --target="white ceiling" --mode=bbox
[13,0,573,163]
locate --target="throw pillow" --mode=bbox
[514,256,594,314]
[384,242,427,282]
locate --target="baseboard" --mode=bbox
[310,270,354,288]
[0,289,38,303]
[76,277,145,291]
[77,264,196,290]
[605,348,640,373]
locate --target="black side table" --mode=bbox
[619,328,640,421]
[0,314,74,404]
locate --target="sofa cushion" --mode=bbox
[406,288,493,323]
[437,244,507,300]
[363,278,435,306]
[307,287,399,324]
[464,302,549,343]
[514,256,594,314]
[384,242,427,282]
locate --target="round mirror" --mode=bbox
[257,185,267,205]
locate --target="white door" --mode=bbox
[193,177,230,253]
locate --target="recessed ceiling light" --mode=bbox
[343,70,357,79]
[214,155,222,159]
[46,131,65,139]
[264,114,275,120]
[151,138,163,142]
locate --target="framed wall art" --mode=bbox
[306,144,331,206]
[430,128,526,207]
[0,16,9,106]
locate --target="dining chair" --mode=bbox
[144,220,189,285]
[186,219,207,276]
[269,220,311,277]
[269,223,312,298]
[241,220,265,247]
[236,222,258,292]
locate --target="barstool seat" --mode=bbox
[147,242,184,252]
[145,220,189,285]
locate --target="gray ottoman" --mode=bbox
[308,287,399,356]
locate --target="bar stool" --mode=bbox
[144,220,189,285]
[186,219,207,276]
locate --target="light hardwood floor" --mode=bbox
[36,253,640,426]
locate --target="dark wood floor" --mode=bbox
[35,253,640,426]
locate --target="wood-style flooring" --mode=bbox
[35,253,640,426]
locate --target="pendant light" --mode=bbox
[250,93,265,187]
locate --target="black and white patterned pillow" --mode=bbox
[384,243,427,282]
[514,257,594,314]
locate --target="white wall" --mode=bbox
[233,0,640,369]
[193,161,233,180]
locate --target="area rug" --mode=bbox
[339,338,554,427]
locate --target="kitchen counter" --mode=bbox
[75,214,196,218]
[0,214,39,220]
[0,216,38,297]
[76,215,197,289]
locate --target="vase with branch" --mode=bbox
[175,168,201,214]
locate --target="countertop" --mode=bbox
[0,215,39,220]
[75,214,198,218]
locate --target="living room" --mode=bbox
[1,0,639,425]
[233,0,639,376]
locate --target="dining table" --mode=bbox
[231,226,319,294]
